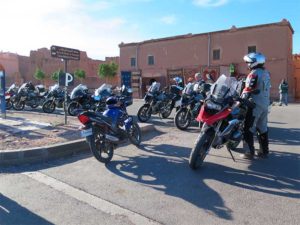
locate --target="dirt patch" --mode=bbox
[0,111,82,151]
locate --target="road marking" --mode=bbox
[23,171,161,225]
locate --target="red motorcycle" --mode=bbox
[189,75,254,170]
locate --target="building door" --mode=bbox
[131,71,142,98]
[121,71,132,88]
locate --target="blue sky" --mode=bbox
[1,0,299,59]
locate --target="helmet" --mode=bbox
[173,77,182,85]
[194,72,202,81]
[243,52,266,69]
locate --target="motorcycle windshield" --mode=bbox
[18,83,27,93]
[7,84,16,92]
[210,75,239,103]
[95,84,112,96]
[182,82,194,95]
[148,82,160,93]
[49,84,59,92]
[70,84,88,99]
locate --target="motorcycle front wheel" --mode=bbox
[42,100,56,113]
[128,121,141,146]
[174,108,192,130]
[189,131,213,170]
[68,102,81,116]
[137,105,152,122]
[13,101,25,111]
[88,133,114,164]
[161,101,172,118]
[5,100,13,110]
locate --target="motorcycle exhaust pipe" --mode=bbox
[105,134,119,143]
[220,119,240,137]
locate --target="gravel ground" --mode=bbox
[0,111,81,151]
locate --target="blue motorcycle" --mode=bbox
[77,86,141,163]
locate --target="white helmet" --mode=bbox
[243,52,266,69]
[194,72,202,81]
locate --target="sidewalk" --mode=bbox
[0,110,155,166]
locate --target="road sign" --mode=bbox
[50,45,80,61]
[59,72,74,87]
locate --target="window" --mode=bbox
[148,55,154,65]
[130,57,136,67]
[213,49,220,60]
[248,46,256,53]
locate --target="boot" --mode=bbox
[257,132,269,158]
[240,133,255,160]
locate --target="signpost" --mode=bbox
[51,45,80,124]
[0,64,6,119]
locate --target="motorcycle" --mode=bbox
[189,75,255,170]
[137,81,180,122]
[13,83,48,111]
[174,82,207,130]
[77,86,140,163]
[5,83,18,110]
[42,84,68,113]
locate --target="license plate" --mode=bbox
[81,128,93,137]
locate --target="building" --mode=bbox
[0,48,120,89]
[119,19,295,100]
[293,54,300,99]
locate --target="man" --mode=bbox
[241,52,271,159]
[279,79,288,106]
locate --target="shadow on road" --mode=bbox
[269,126,300,146]
[106,142,300,221]
[0,194,53,225]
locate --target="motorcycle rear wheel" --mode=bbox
[42,100,56,113]
[13,101,25,111]
[137,105,152,122]
[189,132,212,170]
[174,108,191,130]
[128,121,141,146]
[88,133,114,164]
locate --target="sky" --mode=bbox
[1,0,299,60]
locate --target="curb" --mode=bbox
[0,123,155,167]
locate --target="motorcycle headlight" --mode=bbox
[206,101,222,111]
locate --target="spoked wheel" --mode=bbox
[189,131,213,170]
[137,105,152,122]
[68,102,81,116]
[161,101,172,118]
[174,108,191,130]
[13,101,25,111]
[128,122,141,146]
[5,100,13,110]
[42,100,56,113]
[89,133,114,164]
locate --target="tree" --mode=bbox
[74,69,86,81]
[98,62,118,79]
[34,68,46,82]
[51,69,62,81]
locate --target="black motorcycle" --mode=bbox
[174,82,211,130]
[77,87,140,163]
[13,83,48,111]
[137,82,177,122]
[42,84,68,113]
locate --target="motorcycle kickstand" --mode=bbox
[226,148,236,162]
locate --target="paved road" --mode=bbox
[1,104,300,225]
